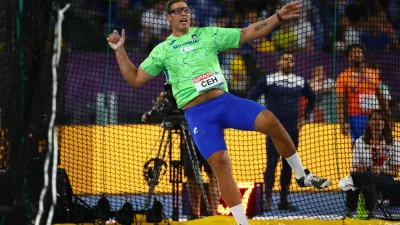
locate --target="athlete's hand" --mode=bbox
[277,1,301,21]
[107,29,126,51]
[141,112,150,123]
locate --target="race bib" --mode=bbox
[359,93,379,110]
[192,72,226,93]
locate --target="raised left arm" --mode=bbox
[239,1,301,44]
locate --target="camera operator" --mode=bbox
[141,91,167,124]
[339,109,400,219]
[142,89,221,220]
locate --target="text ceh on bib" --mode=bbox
[192,72,226,93]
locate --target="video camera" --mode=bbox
[154,83,184,124]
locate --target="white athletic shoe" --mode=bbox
[296,169,332,189]
[339,175,358,191]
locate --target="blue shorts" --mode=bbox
[349,114,369,144]
[183,93,265,159]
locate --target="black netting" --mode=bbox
[1,0,400,224]
[0,1,68,225]
[0,0,10,170]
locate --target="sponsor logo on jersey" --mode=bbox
[192,72,214,84]
[173,39,199,49]
[180,46,194,53]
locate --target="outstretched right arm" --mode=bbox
[107,29,154,87]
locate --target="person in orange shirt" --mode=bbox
[336,44,389,143]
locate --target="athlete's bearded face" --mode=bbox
[167,2,191,34]
[348,47,364,66]
[278,54,294,74]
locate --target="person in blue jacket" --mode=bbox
[248,52,316,211]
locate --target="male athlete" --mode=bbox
[107,1,332,224]
[336,44,389,143]
[248,52,316,211]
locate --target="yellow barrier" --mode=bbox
[58,123,400,195]
[53,216,400,225]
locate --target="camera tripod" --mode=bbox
[144,115,212,219]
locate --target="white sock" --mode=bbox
[229,204,248,225]
[285,152,306,179]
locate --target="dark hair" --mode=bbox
[278,51,293,60]
[311,64,323,71]
[346,44,365,58]
[165,0,187,13]
[363,109,393,145]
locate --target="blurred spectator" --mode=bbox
[231,11,244,28]
[235,0,264,15]
[331,25,347,51]
[241,9,266,88]
[272,22,297,51]
[228,55,249,98]
[336,44,389,143]
[114,0,141,35]
[248,52,316,212]
[260,3,277,19]
[209,12,230,28]
[338,10,363,49]
[316,0,335,35]
[336,0,352,17]
[310,64,337,123]
[251,38,276,53]
[368,63,392,103]
[141,0,170,52]
[219,0,237,21]
[340,109,400,219]
[192,0,222,27]
[322,0,365,51]
[242,9,259,54]
[386,0,400,29]
[360,10,399,51]
[344,0,368,24]
[292,9,315,51]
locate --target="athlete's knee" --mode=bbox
[254,110,281,134]
[207,150,231,174]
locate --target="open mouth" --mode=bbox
[180,18,188,24]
